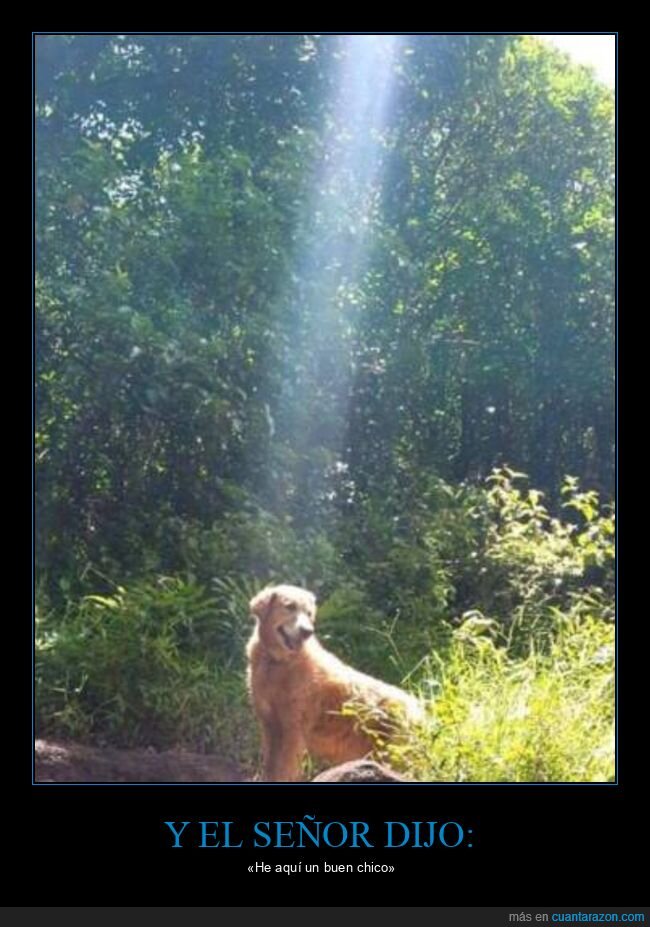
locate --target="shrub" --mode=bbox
[162,504,343,596]
[385,605,614,782]
[35,576,258,767]
[480,468,614,653]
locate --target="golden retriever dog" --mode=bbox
[246,583,423,781]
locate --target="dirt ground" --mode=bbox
[35,738,246,783]
[35,740,408,783]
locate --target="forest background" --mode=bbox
[35,34,615,781]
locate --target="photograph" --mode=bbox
[34,33,615,786]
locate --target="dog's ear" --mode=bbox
[249,587,277,620]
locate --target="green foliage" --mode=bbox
[478,467,614,653]
[389,604,614,782]
[35,35,614,779]
[36,35,614,601]
[36,577,257,766]
[167,505,343,595]
[316,581,405,680]
[486,468,615,582]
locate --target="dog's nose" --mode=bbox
[297,614,314,640]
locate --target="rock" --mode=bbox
[312,759,409,783]
[34,739,244,783]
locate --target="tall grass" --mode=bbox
[35,575,259,770]
[384,609,614,782]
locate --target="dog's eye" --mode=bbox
[287,603,298,613]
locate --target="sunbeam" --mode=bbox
[276,35,403,510]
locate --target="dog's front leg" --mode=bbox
[262,723,305,782]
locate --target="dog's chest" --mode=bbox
[250,651,314,718]
[253,655,302,690]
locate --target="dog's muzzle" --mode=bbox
[295,613,314,639]
[279,613,314,650]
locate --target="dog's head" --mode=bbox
[249,584,317,659]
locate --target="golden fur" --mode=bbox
[246,583,423,781]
